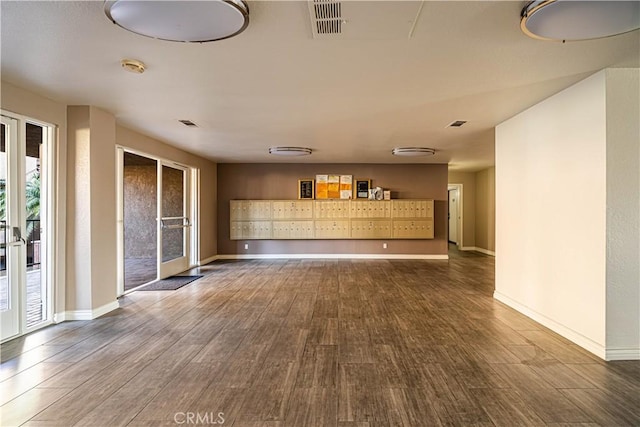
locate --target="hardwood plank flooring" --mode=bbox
[1,252,639,426]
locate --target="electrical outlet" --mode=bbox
[244,243,248,250]
[383,243,387,249]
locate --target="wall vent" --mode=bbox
[447,120,467,128]
[178,119,198,127]
[309,0,342,37]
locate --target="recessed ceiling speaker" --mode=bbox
[105,0,250,43]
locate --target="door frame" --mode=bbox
[447,183,463,249]
[116,146,199,296]
[1,111,55,342]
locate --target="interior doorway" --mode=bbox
[117,148,196,295]
[447,184,463,248]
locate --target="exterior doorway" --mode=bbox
[1,114,54,341]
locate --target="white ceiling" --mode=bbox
[1,1,638,171]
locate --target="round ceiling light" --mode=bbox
[391,147,436,157]
[521,0,640,42]
[104,0,249,43]
[268,147,313,156]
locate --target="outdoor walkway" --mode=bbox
[0,269,44,327]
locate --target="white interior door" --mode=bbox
[158,162,190,278]
[448,189,459,244]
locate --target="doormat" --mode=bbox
[137,275,203,291]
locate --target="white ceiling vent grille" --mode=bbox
[309,0,342,38]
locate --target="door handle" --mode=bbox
[6,226,26,246]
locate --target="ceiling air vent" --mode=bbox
[309,0,342,38]
[178,119,198,127]
[447,120,467,128]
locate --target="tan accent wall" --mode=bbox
[447,171,476,248]
[1,81,68,317]
[475,167,495,252]
[217,163,448,255]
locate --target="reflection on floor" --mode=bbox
[124,258,156,291]
[2,257,639,426]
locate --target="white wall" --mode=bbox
[495,72,608,357]
[605,69,640,359]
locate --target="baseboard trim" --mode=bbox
[606,348,640,361]
[460,246,496,256]
[198,255,219,266]
[216,253,449,260]
[493,291,607,360]
[61,301,120,321]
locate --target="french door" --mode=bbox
[1,114,51,341]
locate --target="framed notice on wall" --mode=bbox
[316,175,328,199]
[355,179,371,199]
[327,174,340,199]
[298,179,314,199]
[339,175,353,199]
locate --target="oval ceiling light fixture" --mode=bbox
[391,147,436,157]
[268,147,313,156]
[521,0,640,42]
[121,58,145,74]
[104,0,249,43]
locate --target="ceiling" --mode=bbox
[1,1,638,171]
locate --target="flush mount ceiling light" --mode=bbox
[268,147,313,156]
[391,147,436,157]
[521,0,640,42]
[104,0,249,43]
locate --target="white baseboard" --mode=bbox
[198,255,219,266]
[460,246,496,256]
[60,300,120,321]
[216,253,449,260]
[493,291,607,360]
[606,348,640,361]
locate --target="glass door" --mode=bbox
[1,116,21,340]
[158,162,190,278]
[1,115,49,341]
[121,152,158,291]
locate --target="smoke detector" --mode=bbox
[121,59,146,74]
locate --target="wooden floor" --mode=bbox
[1,253,639,426]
